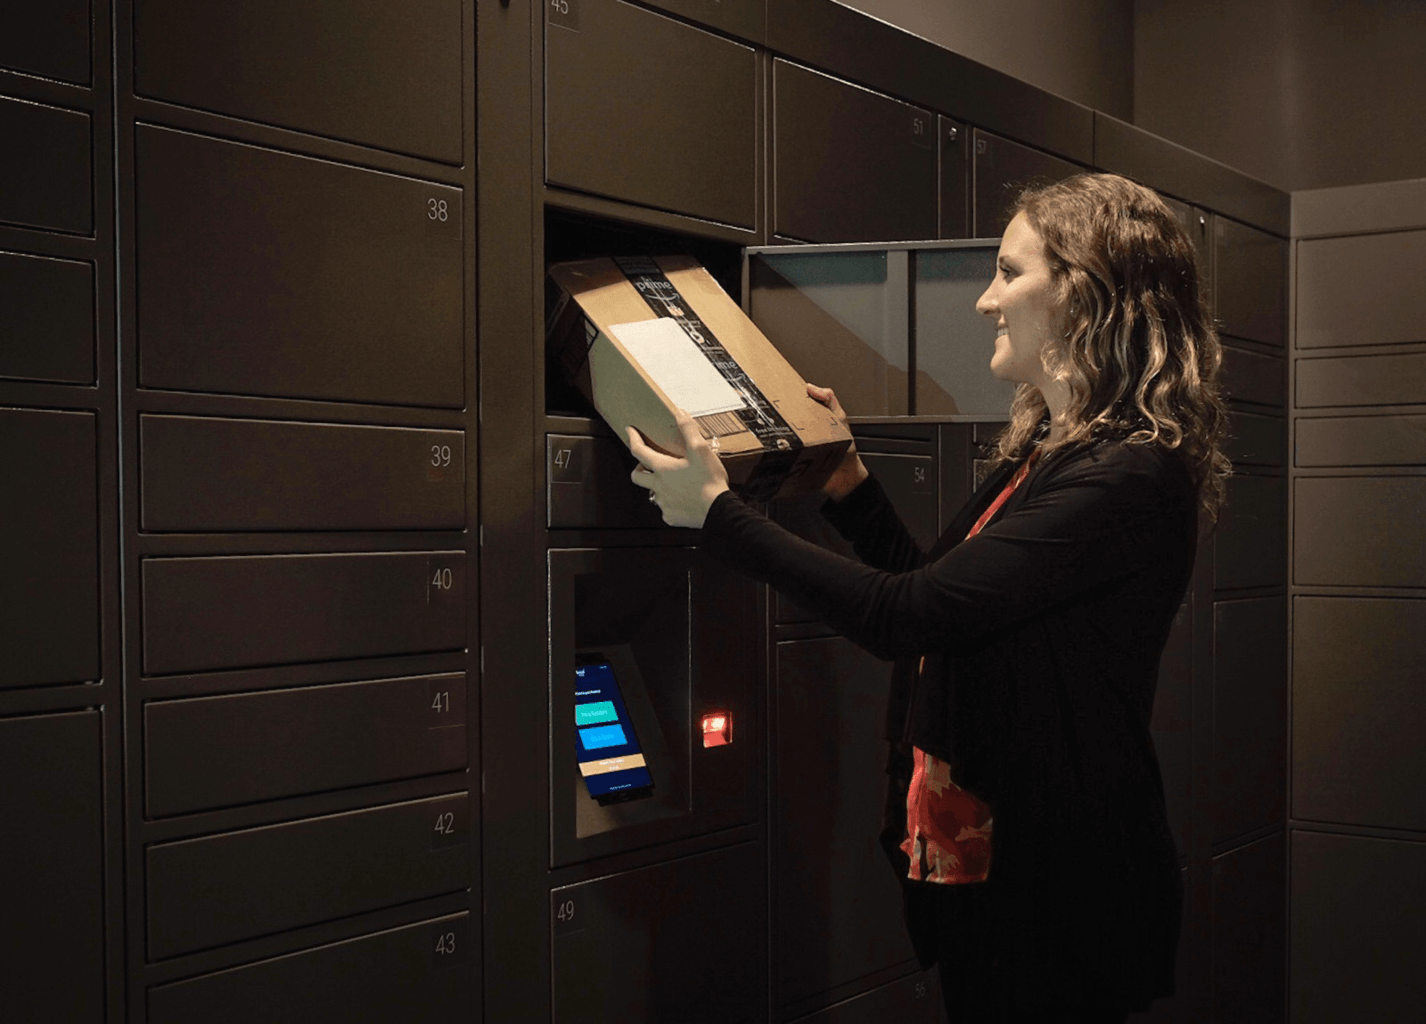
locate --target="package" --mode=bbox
[547,255,852,500]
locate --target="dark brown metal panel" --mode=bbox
[775,637,916,1006]
[0,710,105,1023]
[1296,230,1426,349]
[545,0,757,229]
[141,551,466,675]
[1211,598,1286,844]
[0,0,90,83]
[133,0,462,163]
[1091,113,1289,236]
[1213,475,1286,590]
[1225,410,1286,468]
[1296,352,1426,408]
[0,250,94,384]
[973,129,1082,237]
[146,792,470,960]
[796,971,940,1024]
[765,0,1093,167]
[1296,414,1426,467]
[140,415,466,532]
[861,451,937,551]
[772,61,937,243]
[1293,597,1426,830]
[145,673,469,817]
[0,407,99,689]
[938,116,969,240]
[0,93,92,234]
[1214,218,1286,349]
[1219,344,1285,409]
[1152,603,1192,857]
[1210,833,1286,1024]
[135,125,463,406]
[550,843,764,1024]
[1290,831,1426,1023]
[1293,477,1426,588]
[147,912,473,1024]
[639,0,764,42]
[546,433,664,529]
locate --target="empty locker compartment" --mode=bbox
[0,250,94,384]
[0,0,90,83]
[1213,218,1286,348]
[914,241,1015,416]
[775,637,919,1008]
[0,407,100,689]
[145,672,468,817]
[140,415,465,532]
[135,125,463,406]
[1293,476,1426,589]
[972,129,1080,237]
[0,710,105,1023]
[0,94,91,234]
[1213,474,1286,590]
[146,792,469,959]
[545,0,757,229]
[1212,598,1286,844]
[134,0,462,163]
[546,432,664,529]
[148,912,472,1024]
[939,116,970,240]
[551,842,764,1024]
[141,550,465,675]
[772,60,936,243]
[548,546,757,865]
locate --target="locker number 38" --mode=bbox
[428,198,449,222]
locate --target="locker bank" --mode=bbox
[2,2,1422,1022]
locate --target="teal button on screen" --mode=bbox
[576,701,618,726]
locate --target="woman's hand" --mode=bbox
[627,408,730,529]
[806,383,868,501]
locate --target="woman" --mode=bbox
[628,173,1229,1023]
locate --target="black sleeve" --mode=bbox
[818,474,927,573]
[701,446,1186,661]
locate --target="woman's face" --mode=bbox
[976,212,1065,389]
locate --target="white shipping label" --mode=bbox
[606,318,748,418]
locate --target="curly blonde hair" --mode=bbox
[993,173,1230,522]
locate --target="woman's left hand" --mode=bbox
[627,408,730,529]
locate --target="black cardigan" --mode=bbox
[700,439,1195,1013]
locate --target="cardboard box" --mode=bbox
[547,255,852,500]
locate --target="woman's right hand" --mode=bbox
[807,382,869,501]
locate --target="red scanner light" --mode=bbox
[701,712,732,748]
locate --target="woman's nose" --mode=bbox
[975,285,996,317]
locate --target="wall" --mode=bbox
[838,0,1135,120]
[1134,0,1426,191]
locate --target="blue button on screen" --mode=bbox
[578,724,627,751]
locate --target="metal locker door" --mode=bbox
[0,407,100,689]
[545,0,758,229]
[972,129,1080,237]
[133,0,463,163]
[0,250,95,384]
[1214,218,1286,349]
[1213,475,1286,590]
[0,93,91,234]
[0,0,90,83]
[135,125,463,406]
[772,60,937,244]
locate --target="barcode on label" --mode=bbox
[697,412,745,439]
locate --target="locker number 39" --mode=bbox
[428,198,449,222]
[431,444,452,467]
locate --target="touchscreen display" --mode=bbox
[575,657,654,802]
